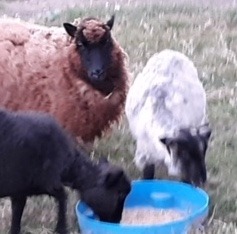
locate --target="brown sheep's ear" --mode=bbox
[106,15,115,30]
[63,23,77,38]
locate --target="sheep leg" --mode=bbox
[10,196,27,234]
[52,187,68,234]
[143,164,155,179]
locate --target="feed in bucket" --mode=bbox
[121,207,185,225]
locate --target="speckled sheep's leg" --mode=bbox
[143,164,155,180]
[134,140,155,180]
[10,196,27,234]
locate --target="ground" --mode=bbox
[1,0,237,23]
[0,0,237,233]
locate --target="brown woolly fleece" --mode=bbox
[0,18,129,143]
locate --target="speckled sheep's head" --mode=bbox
[160,125,212,187]
[63,15,115,95]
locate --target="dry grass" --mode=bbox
[0,1,237,233]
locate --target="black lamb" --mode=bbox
[0,109,131,234]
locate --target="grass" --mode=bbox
[1,1,237,233]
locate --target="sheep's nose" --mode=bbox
[90,69,104,80]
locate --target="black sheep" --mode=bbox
[0,109,131,234]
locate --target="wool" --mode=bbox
[0,16,129,143]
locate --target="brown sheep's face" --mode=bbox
[63,16,115,95]
[80,158,131,223]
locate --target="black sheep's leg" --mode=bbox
[10,196,27,234]
[143,163,155,179]
[51,187,68,234]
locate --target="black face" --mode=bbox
[63,16,115,95]
[160,127,212,187]
[76,33,113,81]
[81,158,131,223]
[176,137,207,187]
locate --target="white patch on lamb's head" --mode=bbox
[163,142,182,176]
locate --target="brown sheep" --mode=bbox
[0,15,129,144]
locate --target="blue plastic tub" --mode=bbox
[76,180,209,234]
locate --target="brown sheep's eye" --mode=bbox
[77,42,83,47]
[78,40,88,48]
[100,38,110,46]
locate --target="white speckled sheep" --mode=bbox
[0,15,129,145]
[125,49,212,187]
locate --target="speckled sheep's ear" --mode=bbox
[198,124,212,142]
[106,15,115,30]
[63,23,77,38]
[160,137,173,154]
[160,137,172,146]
